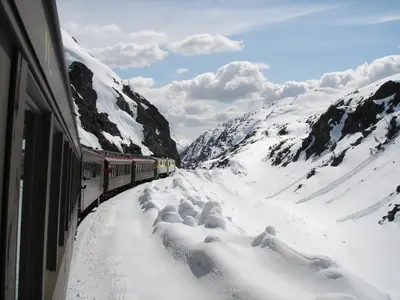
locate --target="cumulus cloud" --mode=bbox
[318,56,400,89]
[124,77,155,89]
[128,54,400,138]
[214,106,240,122]
[167,34,244,55]
[176,68,189,74]
[170,61,265,102]
[166,55,400,103]
[253,62,271,69]
[128,30,168,45]
[89,43,168,68]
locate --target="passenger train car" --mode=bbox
[0,1,176,299]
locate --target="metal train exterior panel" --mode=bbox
[155,157,169,178]
[168,158,176,174]
[104,157,133,192]
[0,1,177,299]
[133,157,156,182]
[81,148,104,212]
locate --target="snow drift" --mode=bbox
[67,168,399,299]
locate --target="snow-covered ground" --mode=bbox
[67,71,400,300]
[67,161,400,300]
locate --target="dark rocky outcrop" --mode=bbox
[277,125,288,136]
[294,100,346,161]
[306,168,316,179]
[113,88,134,118]
[386,116,399,140]
[379,203,400,224]
[69,62,127,153]
[330,149,347,167]
[271,80,400,167]
[122,85,180,166]
[68,61,180,162]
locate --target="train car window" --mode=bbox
[92,163,96,178]
[46,132,63,272]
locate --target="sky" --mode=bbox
[56,0,400,140]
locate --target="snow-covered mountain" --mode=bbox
[175,74,400,296]
[182,75,400,171]
[181,74,400,227]
[171,132,192,153]
[67,73,400,300]
[61,29,180,163]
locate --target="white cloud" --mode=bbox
[214,106,240,122]
[127,54,400,138]
[164,55,400,103]
[176,68,189,74]
[168,34,244,55]
[339,14,400,25]
[89,43,168,69]
[253,62,271,70]
[57,2,336,44]
[124,77,155,89]
[318,55,400,89]
[169,61,265,102]
[184,103,215,115]
[128,30,168,45]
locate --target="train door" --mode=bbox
[0,21,26,300]
[104,160,109,194]
[0,44,66,299]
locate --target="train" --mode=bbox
[0,1,175,299]
[80,146,175,218]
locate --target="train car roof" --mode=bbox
[153,157,168,161]
[82,146,105,159]
[132,157,155,163]
[104,156,133,163]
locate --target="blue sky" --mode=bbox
[57,0,400,139]
[114,0,400,84]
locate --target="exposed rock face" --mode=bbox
[113,87,134,118]
[69,61,125,153]
[182,78,400,171]
[122,85,181,166]
[69,61,180,164]
[284,80,400,165]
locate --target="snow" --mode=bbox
[171,132,192,154]
[68,164,400,300]
[67,74,400,300]
[61,29,151,154]
[73,102,102,149]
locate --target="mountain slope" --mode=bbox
[66,73,400,300]
[182,76,400,170]
[61,29,180,163]
[178,74,400,295]
[171,133,192,154]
